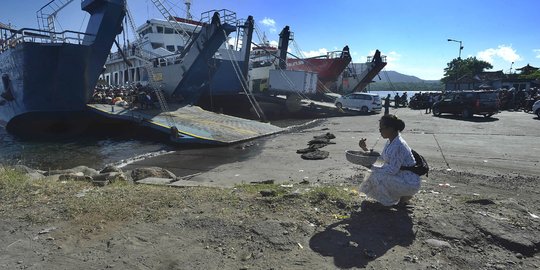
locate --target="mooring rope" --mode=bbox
[432,133,452,170]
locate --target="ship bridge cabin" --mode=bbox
[101,11,242,87]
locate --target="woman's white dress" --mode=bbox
[359,134,421,206]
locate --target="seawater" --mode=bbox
[0,119,311,171]
[0,127,172,170]
[368,90,442,101]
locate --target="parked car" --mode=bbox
[335,92,382,113]
[532,100,540,118]
[432,90,499,118]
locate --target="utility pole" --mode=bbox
[510,61,514,74]
[448,39,463,90]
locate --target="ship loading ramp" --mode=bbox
[87,104,283,145]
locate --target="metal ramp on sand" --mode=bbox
[87,104,283,145]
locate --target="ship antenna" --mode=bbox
[262,32,268,45]
[184,0,192,20]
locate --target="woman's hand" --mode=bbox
[359,138,369,151]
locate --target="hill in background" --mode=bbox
[346,63,443,91]
[368,71,442,91]
[373,70,440,83]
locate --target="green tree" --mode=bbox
[441,57,493,83]
[519,70,540,80]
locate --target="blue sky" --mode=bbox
[1,0,539,80]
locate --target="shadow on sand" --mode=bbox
[309,201,415,268]
[434,114,499,123]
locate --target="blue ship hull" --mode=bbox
[0,0,125,137]
[206,58,246,96]
[157,58,247,99]
[0,43,92,133]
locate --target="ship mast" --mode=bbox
[185,0,192,20]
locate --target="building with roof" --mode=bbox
[445,64,539,91]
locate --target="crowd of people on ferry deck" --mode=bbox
[91,83,158,109]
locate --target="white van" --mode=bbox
[335,92,382,113]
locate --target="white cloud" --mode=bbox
[477,45,521,63]
[260,17,275,27]
[534,49,540,58]
[259,17,276,33]
[385,51,401,63]
[300,48,329,58]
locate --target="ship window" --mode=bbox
[156,26,164,33]
[165,27,174,34]
[176,46,184,52]
[140,27,153,35]
[166,45,175,52]
[151,42,164,49]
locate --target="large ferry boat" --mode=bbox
[102,2,253,100]
[0,0,126,136]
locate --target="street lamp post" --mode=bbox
[448,39,463,59]
[448,39,464,90]
[510,61,514,74]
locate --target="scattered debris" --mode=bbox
[38,227,57,235]
[6,240,22,249]
[250,180,275,185]
[404,254,418,263]
[296,132,335,160]
[131,167,176,181]
[313,132,336,140]
[301,150,329,160]
[425,239,451,248]
[260,190,277,197]
[466,199,496,205]
[75,188,92,198]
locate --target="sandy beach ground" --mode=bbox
[2,107,539,269]
[125,107,540,186]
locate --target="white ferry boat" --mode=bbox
[102,3,253,100]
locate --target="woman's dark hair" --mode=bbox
[380,114,405,132]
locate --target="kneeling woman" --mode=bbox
[358,114,421,206]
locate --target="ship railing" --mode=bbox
[106,45,182,68]
[366,55,387,63]
[107,42,163,62]
[201,9,237,26]
[307,50,351,60]
[0,26,94,53]
[152,52,186,67]
[229,16,251,52]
